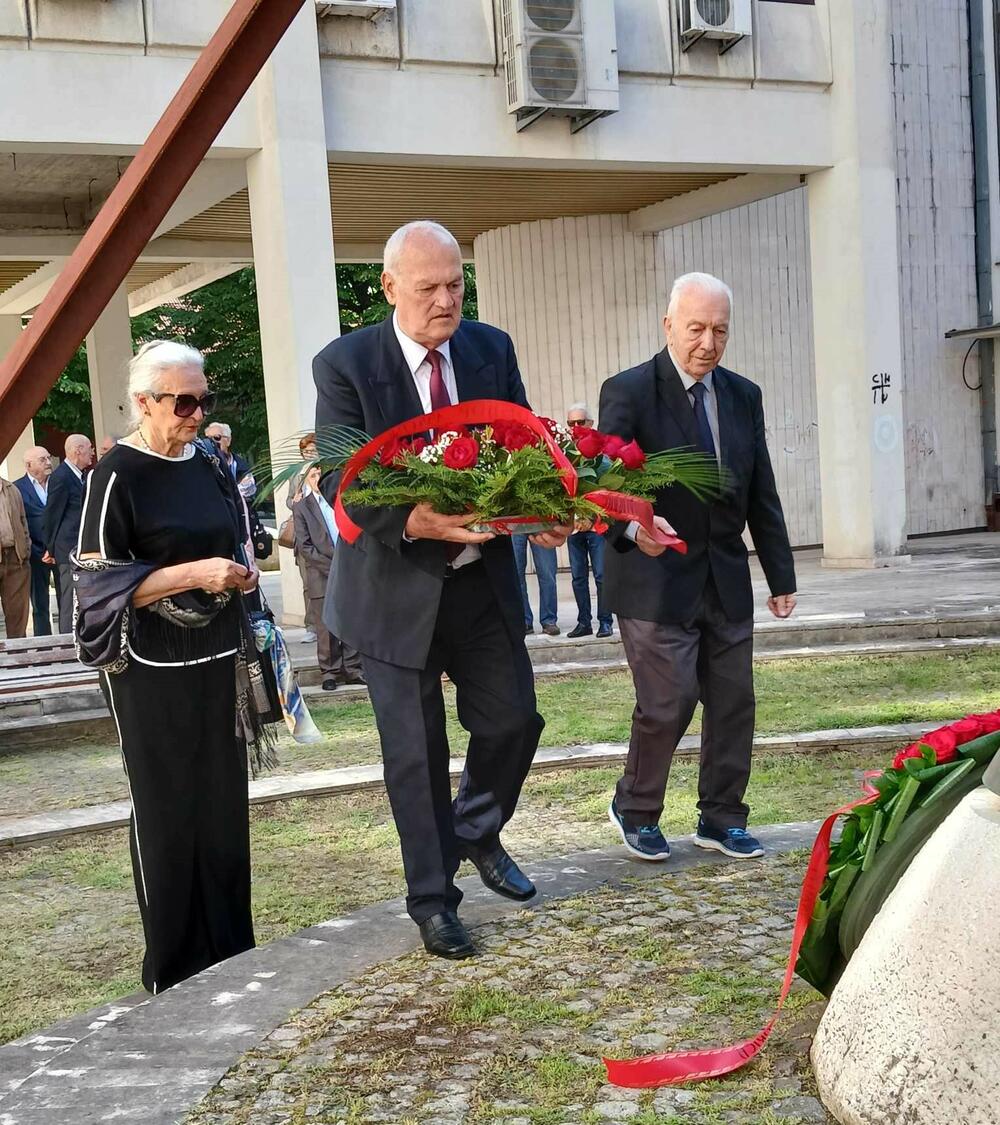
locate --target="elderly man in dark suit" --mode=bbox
[315,220,570,959]
[44,434,94,633]
[14,445,56,636]
[293,463,363,691]
[601,272,796,864]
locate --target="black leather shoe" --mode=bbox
[596,623,613,639]
[459,841,536,901]
[418,911,475,959]
[321,678,337,691]
[568,624,593,638]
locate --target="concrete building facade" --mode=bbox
[1,0,999,617]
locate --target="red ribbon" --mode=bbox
[604,790,878,1088]
[333,399,684,552]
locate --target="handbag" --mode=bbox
[277,515,296,549]
[247,504,274,560]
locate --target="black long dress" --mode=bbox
[79,442,254,994]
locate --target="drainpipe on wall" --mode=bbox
[969,0,998,504]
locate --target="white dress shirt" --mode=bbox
[30,476,48,505]
[393,311,479,568]
[625,351,719,543]
[66,461,84,482]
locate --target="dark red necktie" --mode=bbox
[427,349,451,412]
[426,349,463,563]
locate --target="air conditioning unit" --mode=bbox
[680,0,752,54]
[315,0,395,20]
[500,0,619,133]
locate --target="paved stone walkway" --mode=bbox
[0,723,936,847]
[184,851,830,1125]
[0,823,823,1125]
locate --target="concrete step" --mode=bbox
[2,623,1000,751]
[0,720,937,848]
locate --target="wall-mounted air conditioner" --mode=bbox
[500,0,618,133]
[680,0,752,54]
[315,0,396,20]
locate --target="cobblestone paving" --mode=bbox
[186,853,831,1125]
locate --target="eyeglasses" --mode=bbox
[149,391,217,419]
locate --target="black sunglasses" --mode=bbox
[149,391,217,419]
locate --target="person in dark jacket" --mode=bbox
[314,220,570,959]
[14,445,57,635]
[293,464,363,690]
[601,272,796,864]
[44,434,94,633]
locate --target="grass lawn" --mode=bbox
[1,648,998,818]
[0,748,909,1045]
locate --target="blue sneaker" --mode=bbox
[693,821,764,859]
[608,800,671,861]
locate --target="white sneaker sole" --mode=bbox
[608,802,671,862]
[693,833,764,859]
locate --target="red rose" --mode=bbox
[964,711,1000,736]
[378,437,407,467]
[573,426,606,459]
[892,744,924,770]
[497,422,537,452]
[443,435,479,470]
[603,435,628,461]
[948,716,988,743]
[408,436,428,455]
[618,439,646,471]
[920,727,960,764]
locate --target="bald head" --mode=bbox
[24,445,53,482]
[382,221,464,349]
[64,434,94,470]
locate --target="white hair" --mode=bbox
[127,340,204,428]
[666,272,734,320]
[383,221,461,276]
[567,401,594,422]
[206,422,231,439]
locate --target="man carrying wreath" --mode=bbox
[314,220,571,959]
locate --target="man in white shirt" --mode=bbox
[313,221,571,959]
[14,446,57,635]
[44,434,94,633]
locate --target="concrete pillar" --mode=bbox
[86,285,133,445]
[806,0,909,568]
[0,316,33,479]
[246,4,338,627]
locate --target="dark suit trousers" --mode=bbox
[28,558,53,636]
[310,598,362,681]
[361,562,544,923]
[57,561,74,634]
[616,578,755,831]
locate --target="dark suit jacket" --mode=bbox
[599,348,795,624]
[314,315,530,669]
[294,492,335,599]
[14,475,47,559]
[43,461,85,564]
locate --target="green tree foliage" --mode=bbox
[35,263,479,462]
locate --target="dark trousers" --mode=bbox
[103,655,254,994]
[361,562,544,923]
[616,578,755,831]
[568,530,611,630]
[57,561,74,634]
[310,596,362,680]
[512,534,558,627]
[297,553,319,632]
[28,557,54,636]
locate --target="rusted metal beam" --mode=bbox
[0,0,308,458]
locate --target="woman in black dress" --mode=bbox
[75,340,265,994]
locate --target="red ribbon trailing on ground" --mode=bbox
[604,787,879,1088]
[333,399,685,552]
